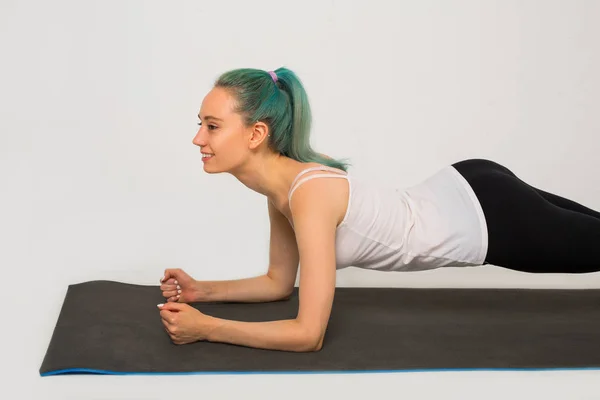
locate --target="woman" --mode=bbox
[156,67,600,351]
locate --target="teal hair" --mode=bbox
[214,67,351,171]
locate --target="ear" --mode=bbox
[248,120,270,150]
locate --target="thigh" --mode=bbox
[526,187,600,221]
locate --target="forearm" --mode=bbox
[200,274,291,303]
[204,316,321,352]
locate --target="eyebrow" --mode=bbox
[198,114,224,122]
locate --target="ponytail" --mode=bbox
[215,67,351,171]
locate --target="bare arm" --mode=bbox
[203,178,340,352]
[196,275,288,303]
[192,199,300,303]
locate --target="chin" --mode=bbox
[203,163,227,174]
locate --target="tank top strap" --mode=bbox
[288,165,348,204]
[289,165,346,188]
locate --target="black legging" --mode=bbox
[451,158,600,273]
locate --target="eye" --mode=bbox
[197,122,217,130]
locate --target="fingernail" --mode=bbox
[160,276,164,282]
[178,290,182,294]
[174,280,178,285]
[157,303,164,307]
[177,294,180,298]
[177,285,181,289]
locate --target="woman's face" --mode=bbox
[192,87,252,174]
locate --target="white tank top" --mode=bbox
[287,165,488,271]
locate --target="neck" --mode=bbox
[230,152,304,207]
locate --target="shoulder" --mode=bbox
[289,171,349,229]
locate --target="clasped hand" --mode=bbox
[157,270,214,345]
[157,302,214,345]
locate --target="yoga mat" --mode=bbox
[40,280,600,376]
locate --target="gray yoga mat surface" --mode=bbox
[40,280,600,375]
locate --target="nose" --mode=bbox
[192,125,207,147]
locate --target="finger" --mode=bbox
[162,269,182,284]
[158,302,185,311]
[162,290,179,298]
[160,283,179,291]
[165,294,180,302]
[159,310,175,324]
[161,270,174,282]
[161,319,175,335]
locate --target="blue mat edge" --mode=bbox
[40,367,600,376]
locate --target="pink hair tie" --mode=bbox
[268,71,278,83]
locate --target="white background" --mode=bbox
[2,0,600,398]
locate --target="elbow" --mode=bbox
[296,326,325,352]
[279,289,294,302]
[311,335,324,352]
[277,285,295,301]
